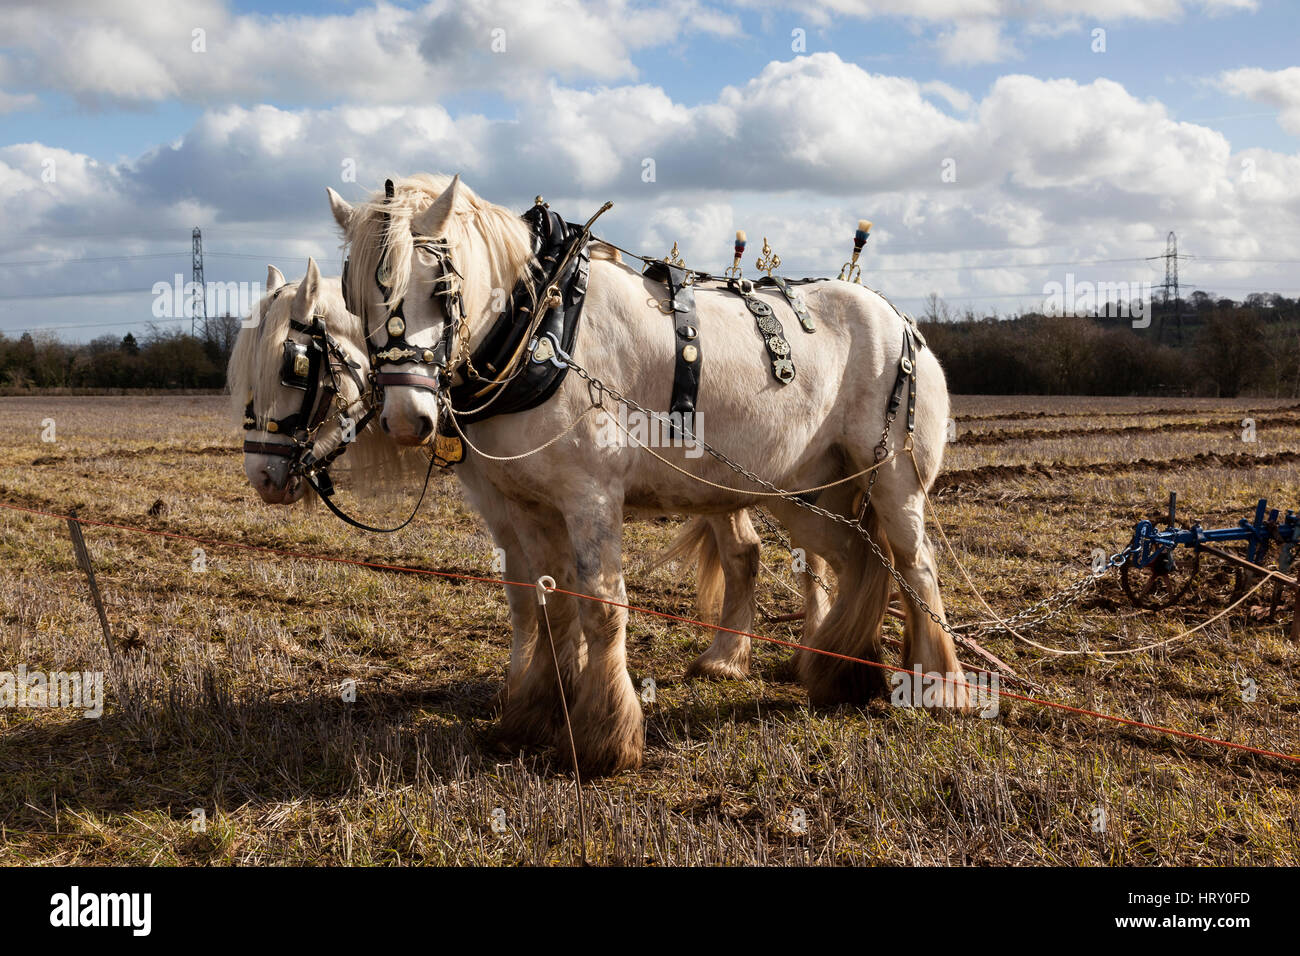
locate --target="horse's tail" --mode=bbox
[651,516,725,624]
[797,505,892,705]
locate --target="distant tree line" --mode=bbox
[918,294,1300,398]
[3,296,1297,397]
[0,316,241,390]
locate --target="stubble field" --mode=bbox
[1,392,1297,865]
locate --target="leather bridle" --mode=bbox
[241,308,373,487]
[344,178,465,401]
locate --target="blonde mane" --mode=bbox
[341,174,537,343]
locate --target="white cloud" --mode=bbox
[5,50,1300,330]
[741,0,1257,63]
[1218,67,1300,135]
[0,90,37,113]
[922,80,975,112]
[0,0,740,109]
[935,19,1018,65]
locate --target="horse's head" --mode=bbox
[227,259,371,504]
[328,174,534,445]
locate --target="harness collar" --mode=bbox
[345,193,602,432]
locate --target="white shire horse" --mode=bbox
[228,263,821,701]
[328,174,967,774]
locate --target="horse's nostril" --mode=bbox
[417,415,435,440]
[380,416,390,433]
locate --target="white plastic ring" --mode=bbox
[536,575,556,605]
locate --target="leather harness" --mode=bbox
[281,188,927,536]
[448,201,592,424]
[241,301,371,473]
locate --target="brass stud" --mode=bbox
[682,344,699,363]
[387,316,406,337]
[422,349,436,363]
[266,421,279,433]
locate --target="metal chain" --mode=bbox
[750,507,833,596]
[964,566,1104,638]
[560,353,969,643]
[535,344,1138,652]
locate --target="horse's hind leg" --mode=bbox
[871,481,969,709]
[686,510,760,680]
[794,511,893,705]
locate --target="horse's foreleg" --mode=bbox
[458,473,542,706]
[487,523,538,702]
[687,510,760,680]
[563,492,644,775]
[495,504,579,750]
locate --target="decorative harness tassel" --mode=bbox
[725,234,797,385]
[838,219,871,283]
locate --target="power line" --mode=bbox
[7,316,191,333]
[0,287,153,301]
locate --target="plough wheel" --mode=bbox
[1121,547,1201,610]
[1196,540,1272,611]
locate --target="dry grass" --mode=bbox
[1,393,1298,866]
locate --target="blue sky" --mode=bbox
[2,0,1299,340]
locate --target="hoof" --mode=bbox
[685,648,750,681]
[562,732,645,777]
[798,654,889,707]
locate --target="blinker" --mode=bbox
[281,340,312,390]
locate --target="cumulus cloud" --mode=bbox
[740,0,1257,63]
[934,20,1019,66]
[1218,67,1300,135]
[5,50,1300,332]
[921,80,975,112]
[0,0,740,109]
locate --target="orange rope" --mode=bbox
[1,498,1296,767]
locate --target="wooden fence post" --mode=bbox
[65,511,115,656]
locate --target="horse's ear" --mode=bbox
[326,187,354,231]
[292,258,322,323]
[412,174,460,238]
[266,265,286,293]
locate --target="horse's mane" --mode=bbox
[226,276,427,501]
[343,174,537,343]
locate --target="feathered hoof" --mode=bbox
[496,698,561,752]
[562,731,645,777]
[684,651,750,681]
[798,655,889,708]
[562,689,646,776]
